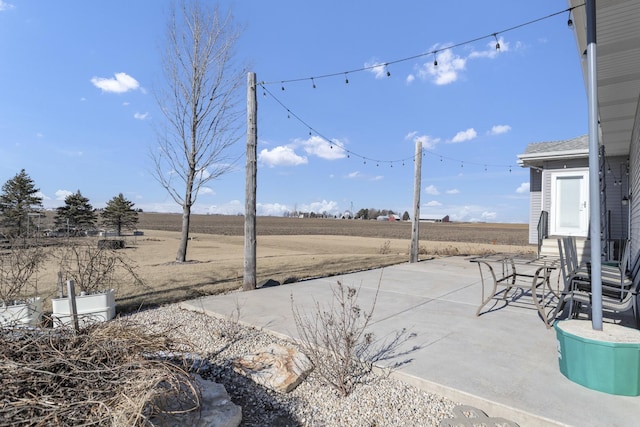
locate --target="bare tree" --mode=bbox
[152,0,246,262]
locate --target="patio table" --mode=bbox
[469,254,560,328]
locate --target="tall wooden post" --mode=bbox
[244,72,257,290]
[410,140,422,263]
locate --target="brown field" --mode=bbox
[33,213,534,315]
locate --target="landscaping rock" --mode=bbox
[232,343,313,393]
[257,278,281,289]
[151,374,242,427]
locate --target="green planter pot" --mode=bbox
[555,320,640,396]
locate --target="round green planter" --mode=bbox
[555,319,640,396]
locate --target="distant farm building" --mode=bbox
[376,214,401,222]
[419,215,449,223]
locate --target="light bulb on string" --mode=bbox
[567,11,573,28]
[433,51,438,67]
[493,33,500,51]
[311,78,316,89]
[345,73,349,84]
[281,82,285,91]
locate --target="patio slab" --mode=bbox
[181,256,640,426]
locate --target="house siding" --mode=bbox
[602,156,629,242]
[541,159,589,236]
[630,97,640,265]
[529,168,542,244]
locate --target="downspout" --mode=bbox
[586,0,603,330]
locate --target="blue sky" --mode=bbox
[0,1,587,223]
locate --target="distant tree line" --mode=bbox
[282,208,411,221]
[0,169,139,238]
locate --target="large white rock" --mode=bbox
[233,343,313,393]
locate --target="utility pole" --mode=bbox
[410,139,422,263]
[244,72,257,291]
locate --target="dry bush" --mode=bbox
[0,320,201,426]
[292,274,415,397]
[55,240,145,294]
[0,241,48,304]
[378,240,391,254]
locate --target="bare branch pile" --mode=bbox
[0,321,200,426]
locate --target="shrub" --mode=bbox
[291,273,415,397]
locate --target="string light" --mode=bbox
[311,78,316,89]
[259,82,518,172]
[259,5,582,88]
[567,11,573,28]
[385,64,391,77]
[433,51,438,67]
[345,73,349,84]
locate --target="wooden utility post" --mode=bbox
[243,72,257,290]
[410,140,422,263]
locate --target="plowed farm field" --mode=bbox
[36,213,534,314]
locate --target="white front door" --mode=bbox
[550,170,589,236]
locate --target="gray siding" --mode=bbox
[528,155,629,243]
[602,156,629,241]
[630,97,640,265]
[529,168,542,244]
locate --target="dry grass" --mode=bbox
[28,214,534,315]
[0,320,199,426]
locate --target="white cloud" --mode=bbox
[468,36,509,59]
[205,199,243,215]
[91,72,140,94]
[489,124,511,135]
[198,187,215,195]
[425,200,442,207]
[300,135,346,160]
[347,171,361,179]
[425,185,440,195]
[300,200,340,215]
[516,182,530,194]
[0,1,14,11]
[406,74,415,84]
[364,60,387,79]
[450,128,477,143]
[406,132,440,150]
[417,47,466,85]
[134,112,149,120]
[257,202,289,216]
[258,146,307,167]
[55,189,73,201]
[480,211,497,220]
[446,189,460,194]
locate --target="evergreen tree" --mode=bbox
[402,211,410,221]
[55,190,97,234]
[101,193,138,236]
[0,169,43,237]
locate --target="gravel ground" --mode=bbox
[125,304,459,427]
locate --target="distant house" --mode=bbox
[419,215,449,223]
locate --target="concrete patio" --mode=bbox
[181,256,640,426]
